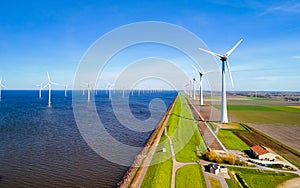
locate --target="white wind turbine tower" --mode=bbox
[43,72,59,107]
[192,71,197,100]
[36,82,44,98]
[0,78,7,101]
[198,39,243,123]
[64,85,68,97]
[82,82,92,102]
[192,65,205,106]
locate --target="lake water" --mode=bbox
[0,90,177,187]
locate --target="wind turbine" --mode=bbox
[198,39,243,123]
[82,82,92,102]
[192,65,205,106]
[64,85,68,97]
[36,82,44,99]
[0,78,7,101]
[43,72,59,107]
[192,70,197,100]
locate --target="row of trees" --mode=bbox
[205,150,236,165]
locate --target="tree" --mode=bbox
[215,156,223,163]
[206,150,217,161]
[225,153,235,165]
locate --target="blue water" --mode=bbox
[0,90,177,187]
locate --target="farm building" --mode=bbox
[208,164,228,174]
[250,145,277,161]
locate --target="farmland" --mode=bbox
[217,129,249,151]
[227,167,298,188]
[235,128,300,168]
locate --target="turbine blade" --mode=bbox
[47,72,51,82]
[42,83,50,89]
[226,60,234,87]
[225,39,243,57]
[1,84,7,88]
[198,48,223,59]
[51,82,60,86]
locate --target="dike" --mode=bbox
[117,94,178,188]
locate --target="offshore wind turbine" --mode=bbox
[0,78,7,101]
[43,72,59,107]
[64,85,68,97]
[198,39,243,123]
[82,82,92,102]
[36,82,44,99]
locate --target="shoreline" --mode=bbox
[117,95,178,188]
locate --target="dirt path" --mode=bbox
[187,98,226,151]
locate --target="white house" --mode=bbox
[250,145,277,161]
[208,164,228,174]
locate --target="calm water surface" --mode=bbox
[0,90,176,187]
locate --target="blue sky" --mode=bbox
[0,0,300,91]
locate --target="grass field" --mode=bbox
[141,134,173,188]
[175,165,206,188]
[228,167,298,188]
[213,104,300,125]
[217,129,249,150]
[168,94,207,162]
[208,176,222,188]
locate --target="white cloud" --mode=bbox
[263,2,300,15]
[292,55,300,59]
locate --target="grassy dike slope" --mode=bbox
[168,94,207,162]
[141,93,207,187]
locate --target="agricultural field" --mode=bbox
[175,165,206,188]
[208,94,300,167]
[235,130,300,168]
[217,129,249,151]
[227,167,298,188]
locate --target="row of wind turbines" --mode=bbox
[0,72,164,107]
[186,39,243,123]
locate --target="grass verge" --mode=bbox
[208,176,222,188]
[175,165,206,188]
[168,94,207,162]
[141,134,172,188]
[217,129,249,150]
[227,167,298,188]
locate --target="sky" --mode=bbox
[0,0,300,91]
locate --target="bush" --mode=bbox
[215,156,223,163]
[206,150,217,161]
[224,153,235,165]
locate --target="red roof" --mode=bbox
[250,145,269,155]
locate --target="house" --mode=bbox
[208,164,228,174]
[250,145,277,161]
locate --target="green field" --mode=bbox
[168,94,207,162]
[217,129,249,150]
[175,165,206,188]
[208,176,222,188]
[227,167,298,188]
[213,104,300,125]
[141,134,173,188]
